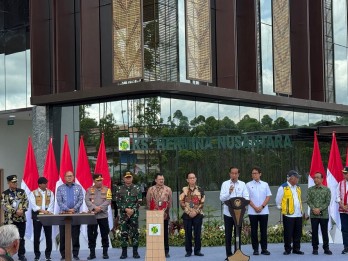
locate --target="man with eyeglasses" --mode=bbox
[56,171,84,260]
[307,172,332,255]
[1,175,28,261]
[0,224,21,261]
[337,166,348,254]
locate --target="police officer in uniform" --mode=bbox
[116,171,142,259]
[29,177,54,261]
[85,174,112,260]
[1,175,28,261]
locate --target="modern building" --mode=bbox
[2,0,348,191]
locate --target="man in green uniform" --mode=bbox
[85,174,112,260]
[307,172,332,255]
[115,171,142,259]
[1,175,28,261]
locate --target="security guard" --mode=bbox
[116,171,142,259]
[85,174,112,260]
[1,175,28,261]
[29,177,54,261]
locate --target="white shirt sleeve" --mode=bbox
[275,186,283,209]
[241,182,250,200]
[219,181,230,202]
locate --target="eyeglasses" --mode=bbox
[65,175,74,178]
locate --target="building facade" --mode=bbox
[2,0,348,190]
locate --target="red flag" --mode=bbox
[327,132,344,230]
[94,133,111,188]
[76,136,93,191]
[59,135,74,179]
[309,131,327,186]
[43,138,59,193]
[346,147,348,167]
[22,137,40,191]
[22,137,40,240]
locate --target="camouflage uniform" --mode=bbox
[115,183,142,247]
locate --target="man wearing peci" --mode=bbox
[246,167,272,255]
[276,170,304,255]
[56,170,84,260]
[219,167,249,261]
[85,174,112,260]
[29,177,54,261]
[1,175,28,261]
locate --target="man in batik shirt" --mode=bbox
[179,172,205,257]
[1,175,28,261]
[146,173,172,258]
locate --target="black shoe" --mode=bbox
[73,256,80,260]
[19,256,27,261]
[103,255,109,259]
[261,250,270,255]
[324,249,332,255]
[194,252,204,256]
[46,258,52,261]
[185,252,192,257]
[342,248,348,254]
[60,257,65,261]
[165,252,170,258]
[133,252,140,259]
[283,251,291,255]
[87,255,96,260]
[312,250,318,255]
[34,257,40,261]
[253,250,259,255]
[292,250,304,255]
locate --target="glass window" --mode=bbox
[333,0,347,46]
[275,108,293,128]
[294,110,309,127]
[260,106,276,131]
[0,52,4,111]
[218,103,240,123]
[178,0,188,83]
[334,45,348,105]
[26,49,31,107]
[308,112,323,126]
[160,97,171,124]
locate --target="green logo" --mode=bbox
[120,140,129,150]
[151,226,159,234]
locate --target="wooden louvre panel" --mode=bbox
[112,0,144,82]
[186,0,212,83]
[272,0,292,95]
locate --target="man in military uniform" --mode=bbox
[1,175,28,261]
[29,177,54,261]
[116,171,142,259]
[85,174,112,260]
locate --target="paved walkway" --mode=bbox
[21,243,348,261]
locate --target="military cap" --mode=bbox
[123,171,133,178]
[342,166,348,173]
[287,170,301,178]
[7,175,17,182]
[38,177,48,184]
[93,174,103,181]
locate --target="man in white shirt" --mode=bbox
[275,170,303,255]
[29,177,54,261]
[220,167,249,260]
[336,166,348,254]
[246,167,271,256]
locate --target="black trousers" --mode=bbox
[164,219,169,253]
[224,215,241,257]
[311,218,329,250]
[59,225,81,258]
[283,215,302,252]
[249,214,268,251]
[183,215,203,254]
[33,219,52,258]
[87,218,110,249]
[13,222,26,258]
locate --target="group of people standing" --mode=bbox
[1,165,348,260]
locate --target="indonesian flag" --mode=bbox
[95,133,113,229]
[346,147,348,166]
[75,136,93,240]
[22,137,40,240]
[327,132,344,230]
[43,138,59,193]
[308,131,326,188]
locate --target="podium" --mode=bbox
[145,210,166,260]
[224,197,250,261]
[38,213,97,261]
